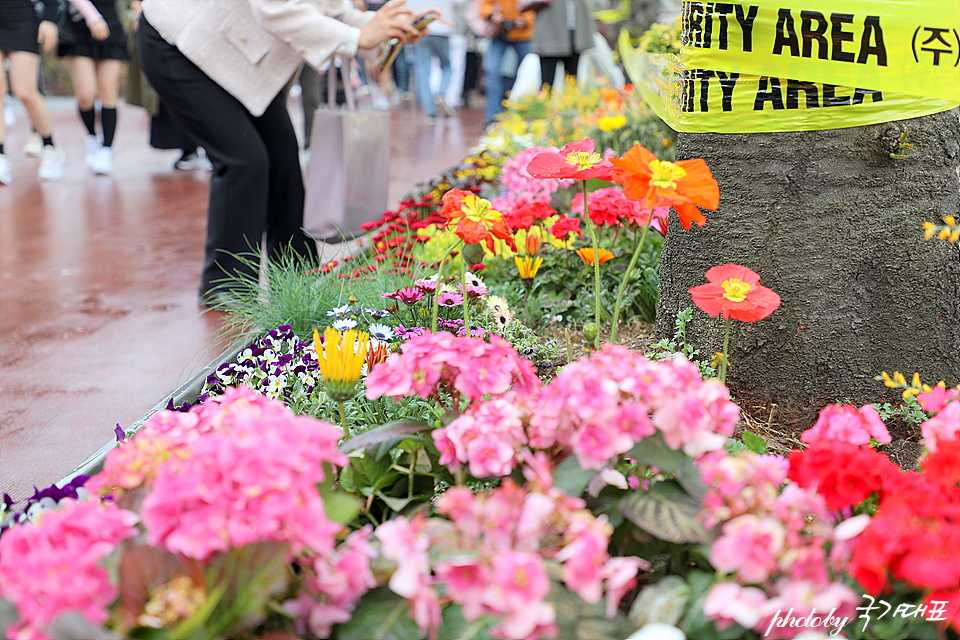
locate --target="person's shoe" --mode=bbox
[175,150,212,171]
[0,154,12,185]
[23,132,44,158]
[37,146,65,181]
[84,134,101,169]
[434,95,456,118]
[425,116,437,126]
[91,146,114,175]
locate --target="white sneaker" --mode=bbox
[37,146,65,181]
[0,154,12,185]
[84,134,101,169]
[91,146,113,175]
[174,150,212,171]
[23,132,44,158]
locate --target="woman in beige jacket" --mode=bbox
[138,0,423,307]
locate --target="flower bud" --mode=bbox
[525,233,542,256]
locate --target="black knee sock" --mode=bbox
[42,135,54,147]
[79,107,97,136]
[0,144,5,155]
[100,107,117,148]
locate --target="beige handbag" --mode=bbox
[303,58,391,243]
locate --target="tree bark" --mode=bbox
[655,108,960,432]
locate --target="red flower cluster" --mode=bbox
[787,441,901,511]
[501,201,556,231]
[790,437,960,632]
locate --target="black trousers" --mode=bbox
[138,16,319,292]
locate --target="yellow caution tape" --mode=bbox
[621,29,960,132]
[679,0,960,102]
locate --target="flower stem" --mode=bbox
[460,245,470,336]
[582,180,601,349]
[430,254,446,333]
[720,317,731,384]
[610,217,653,343]
[337,400,348,432]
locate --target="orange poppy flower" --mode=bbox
[575,247,615,266]
[688,264,781,322]
[609,143,719,230]
[440,188,516,254]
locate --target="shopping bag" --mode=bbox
[303,59,390,243]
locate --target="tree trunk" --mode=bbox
[655,109,960,433]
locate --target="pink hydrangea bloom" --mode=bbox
[529,347,738,469]
[801,404,891,446]
[698,450,789,529]
[921,397,960,452]
[0,499,137,640]
[703,581,770,631]
[916,385,960,413]
[710,514,786,584]
[285,526,378,637]
[491,146,570,213]
[375,516,441,639]
[365,331,540,404]
[757,579,859,639]
[137,391,347,561]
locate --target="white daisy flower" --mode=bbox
[332,317,358,331]
[327,304,351,317]
[368,323,395,341]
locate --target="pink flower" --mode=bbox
[365,331,540,404]
[139,396,347,561]
[436,557,491,619]
[0,499,137,640]
[467,434,519,477]
[710,515,786,584]
[916,385,960,413]
[602,557,647,618]
[492,146,569,213]
[758,579,859,640]
[703,582,770,631]
[570,187,669,236]
[921,398,960,452]
[801,404,891,446]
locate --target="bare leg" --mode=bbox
[6,51,52,137]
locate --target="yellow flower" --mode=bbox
[314,326,369,401]
[597,114,627,132]
[515,255,543,280]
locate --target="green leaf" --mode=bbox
[630,433,706,503]
[741,431,768,454]
[339,420,431,458]
[323,488,362,525]
[553,455,598,497]
[333,587,421,640]
[619,482,712,545]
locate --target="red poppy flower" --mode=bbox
[688,264,781,322]
[609,143,719,229]
[526,138,614,181]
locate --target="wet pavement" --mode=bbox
[1,93,486,501]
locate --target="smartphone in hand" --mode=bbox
[379,12,439,73]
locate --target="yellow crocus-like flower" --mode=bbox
[575,247,615,266]
[597,114,627,132]
[515,255,543,280]
[314,326,369,401]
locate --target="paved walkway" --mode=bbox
[1,94,487,501]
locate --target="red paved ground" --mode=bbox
[1,93,486,501]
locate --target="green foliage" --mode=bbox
[212,244,429,341]
[872,394,929,430]
[646,307,714,377]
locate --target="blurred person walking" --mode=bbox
[478,0,534,125]
[137,0,424,308]
[406,0,456,124]
[58,0,132,175]
[530,0,593,90]
[0,0,69,184]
